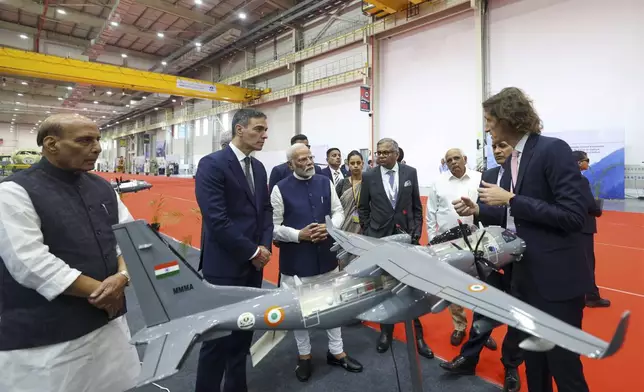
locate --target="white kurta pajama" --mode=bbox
[0,182,141,392]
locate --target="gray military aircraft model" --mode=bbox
[111,177,153,194]
[113,218,630,388]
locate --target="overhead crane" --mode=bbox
[0,47,270,103]
[362,0,426,18]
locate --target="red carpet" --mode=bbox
[101,173,644,392]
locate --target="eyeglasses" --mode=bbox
[375,150,393,157]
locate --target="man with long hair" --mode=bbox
[453,87,591,392]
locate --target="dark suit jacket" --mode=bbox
[320,166,349,182]
[475,166,506,227]
[358,163,423,240]
[580,175,602,234]
[478,133,591,301]
[195,147,273,282]
[269,162,322,191]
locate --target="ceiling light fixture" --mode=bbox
[94,101,98,104]
[58,97,63,100]
[19,34,28,39]
[238,12,247,19]
[121,53,127,58]
[110,21,119,27]
[17,93,23,96]
[21,81,27,85]
[157,32,164,38]
[106,91,113,95]
[195,0,202,4]
[57,9,66,14]
[172,99,176,103]
[46,111,50,114]
[161,61,167,66]
[154,107,158,110]
[66,86,73,90]
[195,42,202,47]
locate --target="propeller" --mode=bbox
[456,220,499,280]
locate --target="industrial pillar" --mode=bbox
[367,28,380,159]
[291,26,303,136]
[473,0,490,170]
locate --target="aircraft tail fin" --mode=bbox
[113,220,270,328]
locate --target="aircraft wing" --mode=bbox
[324,218,629,360]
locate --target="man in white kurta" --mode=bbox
[0,114,140,392]
[427,148,493,349]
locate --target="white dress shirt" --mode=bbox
[271,173,344,243]
[379,162,399,206]
[229,143,260,259]
[427,168,482,240]
[0,180,141,392]
[329,166,345,185]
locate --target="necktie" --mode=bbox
[387,170,397,208]
[333,171,340,185]
[510,150,519,189]
[243,157,254,194]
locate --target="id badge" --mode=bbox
[351,211,360,223]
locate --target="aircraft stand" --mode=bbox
[404,319,424,392]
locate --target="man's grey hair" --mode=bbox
[377,138,399,153]
[286,143,308,161]
[220,131,232,147]
[445,148,465,158]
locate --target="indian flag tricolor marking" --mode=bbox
[154,261,180,279]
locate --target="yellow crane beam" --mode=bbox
[0,47,269,103]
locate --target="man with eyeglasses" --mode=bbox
[358,138,433,359]
[271,143,363,382]
[268,134,322,191]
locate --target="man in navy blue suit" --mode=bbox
[194,108,274,392]
[572,150,610,308]
[442,140,523,392]
[268,134,322,191]
[320,147,349,186]
[453,87,591,392]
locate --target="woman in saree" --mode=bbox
[335,150,364,234]
[334,150,364,271]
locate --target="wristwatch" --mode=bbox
[119,270,131,286]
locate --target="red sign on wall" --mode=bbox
[360,85,371,112]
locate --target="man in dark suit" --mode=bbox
[453,87,591,392]
[441,140,523,392]
[572,150,610,308]
[358,137,434,359]
[320,147,349,185]
[194,108,273,392]
[268,134,322,191]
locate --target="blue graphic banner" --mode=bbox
[546,130,625,199]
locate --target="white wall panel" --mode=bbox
[489,0,644,165]
[219,52,247,80]
[256,100,295,152]
[302,85,370,163]
[378,13,479,188]
[301,44,367,83]
[255,41,276,65]
[0,125,37,154]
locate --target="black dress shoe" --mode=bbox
[439,355,477,375]
[484,336,498,351]
[416,339,434,359]
[586,297,611,308]
[376,331,391,353]
[450,330,466,346]
[326,351,363,373]
[295,357,312,382]
[503,367,521,392]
